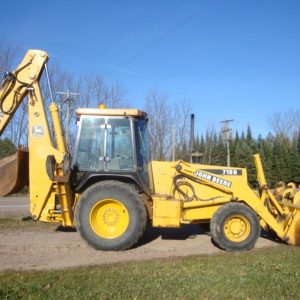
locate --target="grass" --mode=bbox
[0,246,299,299]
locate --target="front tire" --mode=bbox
[75,181,147,251]
[210,202,260,252]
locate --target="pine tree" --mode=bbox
[233,126,257,186]
[176,142,190,162]
[290,132,300,182]
[230,131,240,167]
[0,138,16,159]
[258,135,274,185]
[272,135,291,183]
[197,124,298,187]
[217,133,227,166]
[194,133,200,152]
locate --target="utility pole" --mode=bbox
[221,119,234,167]
[56,90,80,148]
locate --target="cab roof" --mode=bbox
[76,108,147,118]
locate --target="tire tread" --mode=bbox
[210,202,260,252]
[75,180,147,251]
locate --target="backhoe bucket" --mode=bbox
[0,149,29,196]
[285,208,300,245]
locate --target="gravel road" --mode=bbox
[0,196,280,271]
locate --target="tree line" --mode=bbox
[193,123,300,187]
[0,40,299,187]
[0,41,191,160]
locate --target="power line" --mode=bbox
[90,0,160,65]
[107,0,185,62]
[123,0,217,67]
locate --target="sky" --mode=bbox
[1,0,300,138]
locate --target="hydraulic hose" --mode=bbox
[0,72,17,114]
[172,174,222,202]
[0,62,32,115]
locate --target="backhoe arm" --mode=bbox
[0,49,74,227]
[0,50,48,134]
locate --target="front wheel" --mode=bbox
[75,181,147,251]
[210,202,261,252]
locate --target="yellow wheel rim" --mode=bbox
[90,199,129,239]
[223,215,251,242]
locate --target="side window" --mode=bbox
[76,118,105,171]
[106,118,133,171]
[135,119,152,189]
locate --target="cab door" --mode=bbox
[74,116,134,172]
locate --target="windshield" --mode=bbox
[74,116,133,171]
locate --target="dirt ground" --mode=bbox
[0,197,280,272]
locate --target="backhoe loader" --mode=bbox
[0,49,299,252]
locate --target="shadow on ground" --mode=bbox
[136,224,210,248]
[137,224,283,249]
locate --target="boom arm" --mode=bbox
[0,50,48,134]
[0,50,74,227]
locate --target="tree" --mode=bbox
[144,90,191,161]
[0,138,16,159]
[173,97,192,161]
[257,133,273,184]
[0,40,129,150]
[290,134,300,182]
[268,109,300,140]
[145,90,173,160]
[0,40,24,146]
[0,39,20,73]
[77,73,127,109]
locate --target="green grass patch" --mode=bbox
[1,246,299,299]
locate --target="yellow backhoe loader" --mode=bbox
[0,49,299,252]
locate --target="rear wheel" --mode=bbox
[210,202,260,252]
[75,180,147,251]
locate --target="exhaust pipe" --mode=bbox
[189,114,195,163]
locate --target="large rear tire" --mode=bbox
[210,202,260,252]
[75,180,147,251]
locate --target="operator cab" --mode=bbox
[72,108,152,194]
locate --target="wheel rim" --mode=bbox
[223,215,251,242]
[90,199,129,239]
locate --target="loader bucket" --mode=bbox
[285,208,300,246]
[0,149,29,196]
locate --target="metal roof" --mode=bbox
[76,108,147,117]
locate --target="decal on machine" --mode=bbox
[193,170,232,188]
[201,169,242,176]
[32,125,44,137]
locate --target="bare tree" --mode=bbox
[202,126,217,164]
[0,41,131,153]
[104,80,128,108]
[77,73,104,108]
[0,44,76,146]
[268,109,300,141]
[77,73,128,109]
[0,41,24,146]
[0,40,20,74]
[144,90,191,161]
[172,98,192,160]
